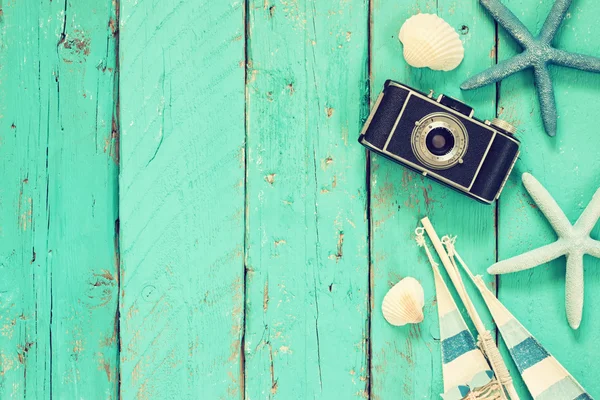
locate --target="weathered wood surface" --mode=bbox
[244,0,369,398]
[0,0,119,398]
[118,0,246,398]
[1,0,600,398]
[370,1,498,398]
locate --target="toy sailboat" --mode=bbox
[419,218,520,399]
[443,237,593,400]
[415,227,505,400]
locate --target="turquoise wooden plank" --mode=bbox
[369,1,498,398]
[244,0,369,398]
[51,1,120,398]
[118,0,246,398]
[0,0,119,398]
[496,0,600,397]
[0,5,51,397]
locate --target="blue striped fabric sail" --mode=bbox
[473,276,593,400]
[432,266,492,394]
[497,316,592,400]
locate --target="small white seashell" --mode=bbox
[398,13,464,71]
[382,277,425,326]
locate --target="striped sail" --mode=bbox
[472,275,592,400]
[432,264,491,393]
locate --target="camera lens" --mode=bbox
[411,112,468,170]
[426,127,455,156]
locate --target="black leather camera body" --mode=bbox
[359,80,520,204]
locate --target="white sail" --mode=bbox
[450,246,592,400]
[416,226,504,400]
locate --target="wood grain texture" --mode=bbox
[244,0,370,398]
[0,0,119,398]
[2,1,600,399]
[118,0,246,398]
[496,0,600,397]
[369,1,499,398]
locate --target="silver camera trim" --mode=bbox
[360,81,520,204]
[411,112,468,170]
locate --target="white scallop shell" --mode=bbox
[382,277,425,326]
[399,13,464,71]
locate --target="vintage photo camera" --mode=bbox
[359,80,520,204]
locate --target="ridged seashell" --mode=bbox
[382,277,425,326]
[399,13,464,71]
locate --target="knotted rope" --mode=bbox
[468,378,505,400]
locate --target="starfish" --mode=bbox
[461,0,600,137]
[488,173,600,330]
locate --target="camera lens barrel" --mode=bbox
[411,113,469,170]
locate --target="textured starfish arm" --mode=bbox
[551,48,600,73]
[574,187,600,234]
[565,252,584,329]
[522,173,572,234]
[460,53,530,90]
[585,238,600,258]
[479,0,535,47]
[488,240,567,274]
[538,0,573,43]
[533,65,558,137]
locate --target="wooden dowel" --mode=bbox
[420,216,485,329]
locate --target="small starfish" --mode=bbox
[461,0,600,137]
[488,173,600,329]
